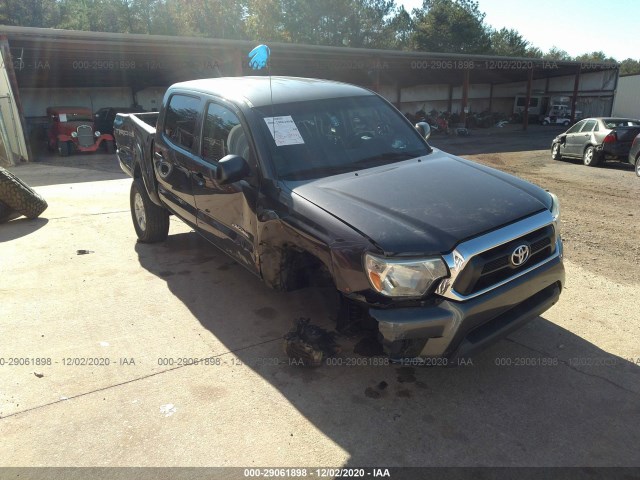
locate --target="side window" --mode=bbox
[529,98,539,108]
[566,121,585,134]
[164,94,200,151]
[580,120,596,132]
[202,102,249,164]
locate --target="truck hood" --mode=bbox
[286,151,550,255]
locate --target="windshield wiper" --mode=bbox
[281,150,430,181]
[352,150,428,167]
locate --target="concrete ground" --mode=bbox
[1,141,639,470]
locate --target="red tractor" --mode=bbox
[46,106,115,156]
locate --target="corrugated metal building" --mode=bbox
[612,74,640,118]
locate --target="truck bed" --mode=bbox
[114,112,159,177]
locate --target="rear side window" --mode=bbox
[201,102,249,164]
[566,121,585,134]
[164,94,200,151]
[580,120,597,132]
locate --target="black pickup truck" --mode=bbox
[115,76,564,361]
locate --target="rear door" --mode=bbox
[154,93,202,226]
[575,119,597,155]
[189,99,259,272]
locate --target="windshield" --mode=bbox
[56,113,93,122]
[603,119,640,128]
[254,95,431,180]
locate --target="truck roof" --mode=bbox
[171,76,374,108]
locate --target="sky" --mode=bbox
[398,0,639,61]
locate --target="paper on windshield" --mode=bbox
[263,116,305,146]
[59,113,67,122]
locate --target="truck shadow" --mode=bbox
[135,231,640,467]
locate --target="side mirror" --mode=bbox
[415,121,431,140]
[216,154,250,184]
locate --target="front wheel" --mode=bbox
[130,178,169,243]
[583,146,601,167]
[635,156,640,177]
[57,141,70,157]
[551,143,562,160]
[562,120,570,126]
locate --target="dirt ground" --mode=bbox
[432,126,640,287]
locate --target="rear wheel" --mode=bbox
[635,155,640,177]
[583,146,601,167]
[551,143,562,160]
[130,178,169,243]
[542,119,549,126]
[562,120,570,126]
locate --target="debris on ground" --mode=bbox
[284,318,338,367]
[160,403,176,417]
[364,381,389,399]
[33,371,44,378]
[76,250,94,255]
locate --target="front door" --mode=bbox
[563,119,587,156]
[189,100,259,272]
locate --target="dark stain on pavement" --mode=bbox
[254,306,278,320]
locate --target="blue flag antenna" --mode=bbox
[248,45,270,70]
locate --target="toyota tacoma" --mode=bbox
[114,76,564,361]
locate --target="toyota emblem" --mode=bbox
[510,244,530,267]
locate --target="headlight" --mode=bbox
[364,253,448,298]
[94,131,101,137]
[548,191,561,236]
[71,132,78,138]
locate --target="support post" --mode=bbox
[523,68,533,130]
[570,66,581,121]
[460,69,469,125]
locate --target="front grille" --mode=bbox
[77,125,94,147]
[453,224,556,296]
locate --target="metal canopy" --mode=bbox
[1,26,617,91]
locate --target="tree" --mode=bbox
[411,0,491,54]
[543,46,572,61]
[0,0,60,27]
[574,50,617,64]
[489,28,530,57]
[385,6,414,50]
[619,58,640,76]
[244,0,397,48]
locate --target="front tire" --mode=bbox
[551,143,562,160]
[57,141,71,157]
[130,178,169,243]
[635,155,640,177]
[583,146,601,167]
